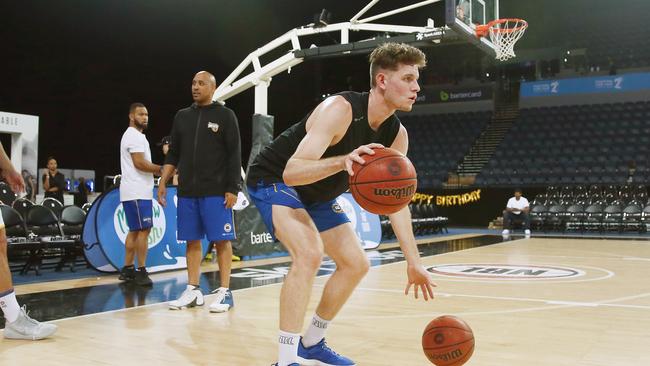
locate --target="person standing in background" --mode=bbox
[158,71,241,313]
[118,102,161,287]
[42,157,65,203]
[74,177,89,207]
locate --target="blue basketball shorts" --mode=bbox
[247,182,350,240]
[122,199,153,232]
[177,196,236,242]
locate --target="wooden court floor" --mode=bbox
[1,236,649,365]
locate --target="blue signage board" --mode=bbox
[82,186,209,273]
[520,72,650,98]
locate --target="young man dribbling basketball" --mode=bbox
[246,42,436,366]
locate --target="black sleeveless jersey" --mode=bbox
[246,91,402,204]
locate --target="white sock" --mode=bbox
[0,289,21,323]
[278,330,300,366]
[302,313,330,348]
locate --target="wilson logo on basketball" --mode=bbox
[430,348,463,362]
[426,264,585,280]
[373,185,415,200]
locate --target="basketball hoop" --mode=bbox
[476,18,528,62]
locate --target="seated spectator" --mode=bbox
[502,188,531,236]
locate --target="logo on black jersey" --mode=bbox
[207,122,219,133]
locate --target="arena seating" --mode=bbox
[401,111,491,189]
[477,101,650,187]
[381,203,449,240]
[4,202,87,275]
[528,184,649,233]
[566,17,650,70]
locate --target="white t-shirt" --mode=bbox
[507,196,529,215]
[120,127,154,202]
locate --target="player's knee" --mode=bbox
[337,252,369,278]
[355,257,370,277]
[293,248,323,274]
[362,254,371,270]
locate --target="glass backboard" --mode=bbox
[445,0,499,57]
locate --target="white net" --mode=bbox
[488,19,528,61]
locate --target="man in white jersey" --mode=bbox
[0,143,57,340]
[502,188,531,236]
[119,103,162,286]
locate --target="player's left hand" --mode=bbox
[224,192,237,208]
[3,168,25,194]
[405,264,436,301]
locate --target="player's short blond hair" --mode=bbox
[369,43,426,88]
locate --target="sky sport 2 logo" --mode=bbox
[113,201,166,248]
[373,185,415,200]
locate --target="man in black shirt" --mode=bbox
[158,71,241,313]
[247,43,436,366]
[42,156,65,203]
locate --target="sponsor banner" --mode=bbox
[426,263,585,280]
[0,111,39,181]
[416,85,493,104]
[236,113,286,259]
[520,72,650,98]
[233,189,284,258]
[82,186,209,273]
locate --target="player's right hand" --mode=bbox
[405,264,437,301]
[157,185,167,207]
[344,143,384,176]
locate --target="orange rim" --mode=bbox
[476,18,528,38]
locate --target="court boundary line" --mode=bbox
[31,235,505,324]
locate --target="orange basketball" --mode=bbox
[422,315,475,366]
[348,147,417,215]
